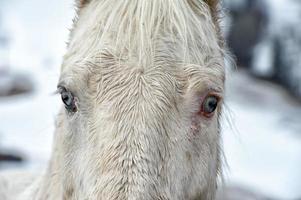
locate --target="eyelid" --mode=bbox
[207,91,223,102]
[197,88,223,102]
[56,85,67,94]
[53,86,64,95]
[56,85,78,102]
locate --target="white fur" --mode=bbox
[0,0,225,199]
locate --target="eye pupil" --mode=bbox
[59,87,77,112]
[206,97,217,112]
[62,93,72,106]
[201,95,219,117]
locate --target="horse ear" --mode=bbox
[203,0,220,23]
[203,0,219,11]
[77,0,91,9]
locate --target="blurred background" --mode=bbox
[0,0,300,199]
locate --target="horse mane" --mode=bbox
[78,0,219,11]
[68,0,223,70]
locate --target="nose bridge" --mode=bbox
[112,87,167,131]
[86,66,190,200]
[93,86,171,200]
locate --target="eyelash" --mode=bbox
[57,86,78,113]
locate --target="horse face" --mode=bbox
[56,0,224,199]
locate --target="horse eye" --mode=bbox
[200,95,219,117]
[59,87,77,113]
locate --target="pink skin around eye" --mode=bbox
[190,114,200,136]
[189,91,221,136]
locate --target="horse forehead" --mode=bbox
[62,47,224,97]
[88,62,186,98]
[83,64,185,123]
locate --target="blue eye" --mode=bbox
[59,87,77,113]
[200,95,219,117]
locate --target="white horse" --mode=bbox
[0,0,225,199]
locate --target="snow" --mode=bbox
[0,0,75,169]
[223,71,301,199]
[0,0,301,199]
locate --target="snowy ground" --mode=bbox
[222,70,301,199]
[0,0,75,169]
[0,0,301,199]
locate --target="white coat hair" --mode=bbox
[0,0,225,199]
